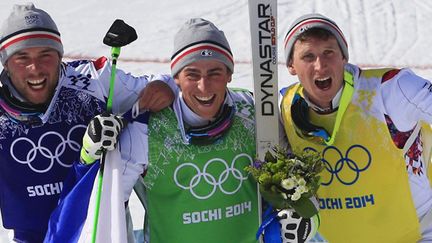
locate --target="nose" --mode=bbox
[26,59,40,72]
[197,75,211,91]
[313,56,326,71]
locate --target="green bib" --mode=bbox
[144,103,259,243]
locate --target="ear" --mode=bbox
[287,61,296,75]
[227,74,232,83]
[342,57,348,65]
[174,75,181,86]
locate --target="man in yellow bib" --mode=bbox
[280,13,432,242]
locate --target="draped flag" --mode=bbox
[44,147,127,243]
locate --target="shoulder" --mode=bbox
[61,57,110,81]
[64,57,109,71]
[358,67,400,82]
[280,82,300,97]
[226,88,255,121]
[352,62,415,85]
[228,87,252,95]
[227,87,254,104]
[356,66,422,92]
[57,57,110,98]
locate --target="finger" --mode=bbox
[100,111,112,117]
[147,90,174,112]
[114,115,127,128]
[142,93,168,112]
[148,98,170,112]
[139,89,152,108]
[139,81,174,111]
[138,90,154,110]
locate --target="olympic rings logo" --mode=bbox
[174,153,253,200]
[305,145,371,186]
[10,125,86,173]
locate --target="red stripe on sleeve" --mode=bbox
[382,69,401,83]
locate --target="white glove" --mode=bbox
[80,112,127,164]
[278,209,320,243]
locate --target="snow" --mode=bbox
[1,0,432,241]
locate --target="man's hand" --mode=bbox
[80,112,127,164]
[277,210,320,243]
[259,185,321,242]
[139,80,175,112]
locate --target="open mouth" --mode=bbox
[195,94,216,105]
[27,78,46,90]
[315,77,332,90]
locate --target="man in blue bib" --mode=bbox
[0,3,174,242]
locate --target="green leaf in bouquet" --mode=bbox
[258,173,272,185]
[290,196,319,218]
[272,171,285,184]
[259,184,291,209]
[309,176,322,194]
[264,150,276,163]
[269,162,280,174]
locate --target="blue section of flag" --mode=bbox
[256,205,282,243]
[43,162,99,243]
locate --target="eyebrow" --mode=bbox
[183,66,225,74]
[14,48,56,56]
[183,67,200,73]
[207,67,224,73]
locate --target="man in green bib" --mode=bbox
[134,17,319,243]
[138,18,260,243]
[78,18,318,243]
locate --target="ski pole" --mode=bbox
[91,19,137,243]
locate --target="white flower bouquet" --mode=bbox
[245,146,324,218]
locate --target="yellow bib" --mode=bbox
[421,123,432,187]
[281,70,421,243]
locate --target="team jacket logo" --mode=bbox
[10,125,86,173]
[306,144,372,186]
[174,153,253,199]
